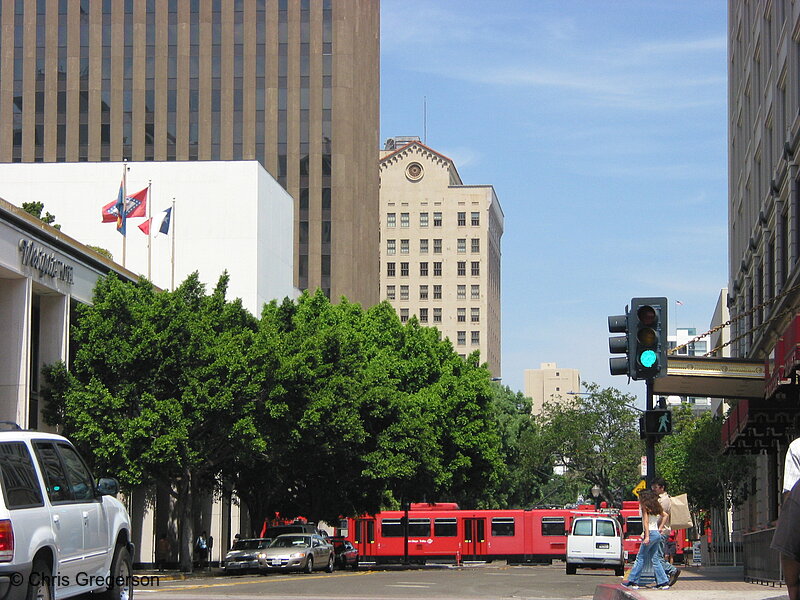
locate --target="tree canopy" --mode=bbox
[43,274,508,566]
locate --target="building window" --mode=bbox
[400,308,409,323]
[400,213,410,228]
[433,212,442,227]
[471,285,480,299]
[400,262,409,276]
[420,262,428,276]
[471,261,480,276]
[433,262,442,276]
[387,262,395,277]
[387,213,396,228]
[386,285,395,300]
[400,285,409,300]
[458,261,466,276]
[387,239,396,255]
[457,239,466,253]
[471,212,480,226]
[420,239,429,254]
[433,239,442,254]
[433,285,442,300]
[420,285,429,300]
[458,211,466,226]
[420,308,428,322]
[457,308,466,322]
[471,331,480,345]
[471,308,480,322]
[433,307,442,322]
[457,331,466,346]
[400,239,409,254]
[420,212,429,227]
[457,285,466,299]
[471,238,480,253]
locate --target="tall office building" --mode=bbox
[726,0,800,564]
[379,138,503,377]
[0,0,379,305]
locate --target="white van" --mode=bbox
[565,515,625,576]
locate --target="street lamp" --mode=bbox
[591,484,602,510]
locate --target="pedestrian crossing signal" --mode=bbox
[640,410,672,438]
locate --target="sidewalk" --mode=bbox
[593,566,788,600]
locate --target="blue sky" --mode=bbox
[380,1,728,400]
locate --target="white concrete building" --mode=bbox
[0,161,297,316]
[523,362,581,415]
[379,139,503,377]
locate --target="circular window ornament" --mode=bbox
[406,162,424,181]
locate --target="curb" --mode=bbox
[593,583,644,600]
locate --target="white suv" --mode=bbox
[0,427,134,600]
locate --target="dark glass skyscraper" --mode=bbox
[0,0,379,305]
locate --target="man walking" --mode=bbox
[651,476,681,587]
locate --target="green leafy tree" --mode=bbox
[656,405,754,535]
[524,383,644,506]
[485,383,551,508]
[22,201,61,230]
[43,272,263,571]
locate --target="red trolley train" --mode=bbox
[346,502,686,565]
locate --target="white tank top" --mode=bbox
[648,513,659,530]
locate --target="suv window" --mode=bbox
[0,442,44,509]
[34,442,72,503]
[57,443,95,501]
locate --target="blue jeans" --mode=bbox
[628,530,669,586]
[657,532,677,575]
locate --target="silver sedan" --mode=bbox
[258,533,334,574]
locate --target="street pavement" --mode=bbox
[137,564,790,600]
[593,566,788,600]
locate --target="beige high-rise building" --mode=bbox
[0,0,379,305]
[379,138,503,377]
[523,363,581,415]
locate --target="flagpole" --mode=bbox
[122,160,128,267]
[171,198,176,291]
[146,180,152,280]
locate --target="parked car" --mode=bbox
[223,538,272,574]
[329,536,358,570]
[0,424,135,599]
[258,533,334,574]
[565,515,625,576]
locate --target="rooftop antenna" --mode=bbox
[423,96,427,145]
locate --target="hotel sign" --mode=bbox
[18,238,75,285]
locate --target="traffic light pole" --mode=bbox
[645,377,655,486]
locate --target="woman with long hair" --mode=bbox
[623,490,671,590]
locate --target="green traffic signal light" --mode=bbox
[639,349,657,368]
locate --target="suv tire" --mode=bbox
[26,558,53,600]
[98,545,133,600]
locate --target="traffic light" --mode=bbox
[629,297,668,380]
[608,311,630,377]
[640,409,672,437]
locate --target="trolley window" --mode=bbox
[381,519,403,537]
[625,517,643,537]
[434,518,457,537]
[541,516,565,536]
[491,517,515,537]
[572,519,593,536]
[408,518,430,537]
